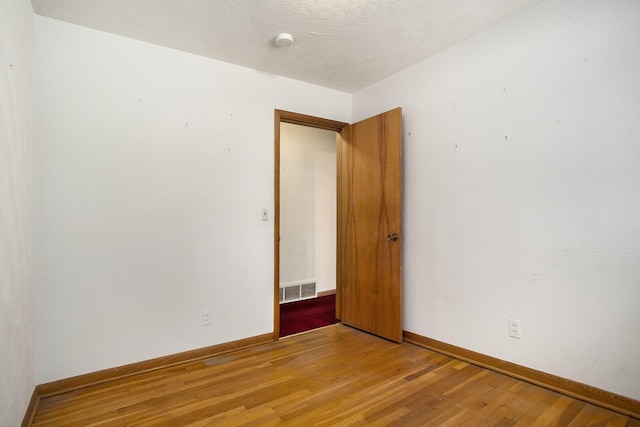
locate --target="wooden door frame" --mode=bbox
[273,110,348,340]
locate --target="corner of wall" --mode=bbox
[0,0,37,426]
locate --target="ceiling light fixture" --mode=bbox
[275,33,294,47]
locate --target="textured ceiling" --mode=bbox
[31,0,543,93]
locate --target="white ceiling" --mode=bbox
[31,0,544,93]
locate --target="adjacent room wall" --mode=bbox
[0,0,36,424]
[35,16,350,383]
[279,123,337,294]
[353,0,640,400]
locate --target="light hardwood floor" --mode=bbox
[32,324,640,426]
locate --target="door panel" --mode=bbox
[338,108,403,343]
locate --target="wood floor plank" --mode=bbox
[31,324,639,426]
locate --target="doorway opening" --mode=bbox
[274,111,347,340]
[279,122,337,337]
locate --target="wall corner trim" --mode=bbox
[403,331,640,419]
[21,388,40,427]
[317,289,337,297]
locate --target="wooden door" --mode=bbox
[338,108,403,343]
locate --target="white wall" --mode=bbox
[353,0,640,400]
[35,16,350,383]
[280,123,336,294]
[0,0,36,424]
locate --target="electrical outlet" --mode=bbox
[508,318,521,339]
[202,310,212,326]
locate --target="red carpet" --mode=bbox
[280,294,339,337]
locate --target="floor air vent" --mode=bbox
[280,282,316,303]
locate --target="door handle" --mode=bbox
[386,233,404,242]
